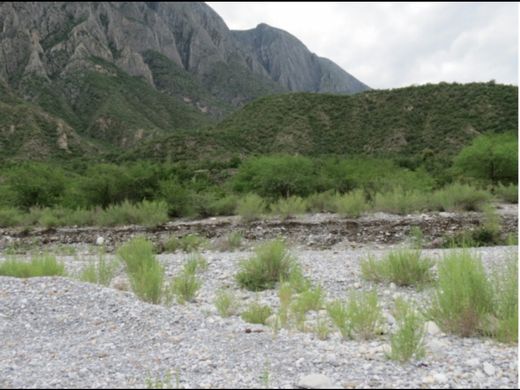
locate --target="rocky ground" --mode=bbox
[0,244,517,389]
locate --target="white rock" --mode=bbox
[483,362,496,376]
[389,282,396,290]
[422,375,435,384]
[433,373,448,384]
[466,358,480,367]
[297,374,335,389]
[96,236,104,246]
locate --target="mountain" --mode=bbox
[0,1,369,159]
[128,82,517,163]
[232,23,369,94]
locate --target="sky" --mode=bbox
[206,2,518,89]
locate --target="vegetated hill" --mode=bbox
[0,1,368,158]
[129,82,517,163]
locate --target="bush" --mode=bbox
[236,239,296,291]
[389,298,426,362]
[431,183,491,211]
[236,193,266,222]
[214,289,238,317]
[168,271,201,304]
[427,250,494,337]
[373,187,428,215]
[305,191,336,213]
[327,300,351,339]
[0,254,65,278]
[241,302,272,324]
[492,252,518,343]
[361,249,434,287]
[79,251,119,286]
[213,231,243,252]
[270,196,307,220]
[332,190,369,217]
[0,207,23,227]
[182,253,208,274]
[117,237,164,304]
[495,183,518,203]
[97,200,169,227]
[164,234,208,253]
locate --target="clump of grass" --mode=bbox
[494,183,518,203]
[0,207,23,227]
[117,237,164,304]
[168,271,201,304]
[408,226,424,249]
[313,314,331,340]
[388,298,426,362]
[164,234,208,253]
[492,252,518,343]
[270,196,307,220]
[283,264,312,293]
[214,289,238,317]
[0,254,65,278]
[241,302,272,324]
[79,251,119,286]
[431,183,491,211]
[327,291,384,340]
[236,239,296,291]
[373,187,427,215]
[97,200,169,227]
[333,190,369,217]
[306,191,336,213]
[182,253,208,274]
[214,231,243,251]
[361,249,434,287]
[427,250,494,337]
[236,193,266,222]
[291,286,325,314]
[277,282,293,328]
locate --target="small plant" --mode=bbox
[492,252,518,343]
[241,302,273,325]
[260,361,271,389]
[361,249,434,287]
[182,253,208,275]
[495,183,518,203]
[145,370,181,389]
[214,289,238,317]
[117,237,164,304]
[306,191,336,213]
[277,282,293,328]
[333,189,369,217]
[431,183,491,212]
[347,290,384,339]
[373,187,427,215]
[292,286,325,314]
[214,231,243,251]
[270,196,307,220]
[79,251,119,286]
[327,300,351,339]
[0,254,65,278]
[164,234,208,253]
[236,239,296,291]
[168,271,201,304]
[408,226,424,249]
[313,314,331,340]
[388,298,426,362]
[283,263,312,293]
[427,250,494,337]
[236,193,266,222]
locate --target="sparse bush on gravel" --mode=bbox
[494,183,518,203]
[241,302,272,325]
[164,234,208,253]
[270,196,307,220]
[168,271,201,305]
[213,231,243,251]
[492,252,518,343]
[182,253,208,274]
[79,251,119,286]
[0,254,65,278]
[431,183,491,212]
[96,200,169,227]
[361,249,434,287]
[373,187,428,215]
[332,190,369,217]
[117,237,165,304]
[214,289,238,317]
[236,239,296,291]
[236,193,266,222]
[388,298,426,362]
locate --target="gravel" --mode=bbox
[0,245,517,388]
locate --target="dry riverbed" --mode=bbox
[0,245,517,388]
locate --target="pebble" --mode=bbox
[483,362,496,376]
[297,374,335,389]
[424,321,441,336]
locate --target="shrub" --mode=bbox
[427,250,494,337]
[306,191,336,213]
[361,249,434,287]
[214,289,238,317]
[117,237,164,304]
[326,300,351,339]
[97,200,169,227]
[270,196,307,220]
[0,254,65,278]
[346,290,384,339]
[236,239,296,291]
[241,302,272,324]
[388,298,426,362]
[332,190,369,217]
[313,314,331,340]
[431,183,491,212]
[236,193,266,222]
[492,253,518,343]
[373,187,427,215]
[495,183,518,203]
[0,207,23,227]
[213,231,243,251]
[291,286,325,314]
[79,251,119,286]
[168,271,201,304]
[182,253,208,274]
[164,234,208,253]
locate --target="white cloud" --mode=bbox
[206,2,518,89]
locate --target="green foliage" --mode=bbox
[214,231,243,252]
[117,237,164,304]
[326,300,351,340]
[453,132,518,185]
[79,251,119,286]
[305,191,336,213]
[270,196,307,220]
[361,249,434,287]
[492,252,518,343]
[168,271,201,305]
[427,250,494,337]
[0,207,23,227]
[373,187,428,215]
[241,302,273,324]
[431,183,492,211]
[0,254,65,278]
[236,193,266,222]
[332,189,369,217]
[96,200,169,227]
[389,298,426,362]
[291,286,325,314]
[214,289,238,317]
[236,239,295,291]
[164,234,208,253]
[495,183,518,203]
[182,253,208,275]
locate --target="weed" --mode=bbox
[0,254,65,278]
[388,298,426,362]
[241,302,272,325]
[214,289,238,317]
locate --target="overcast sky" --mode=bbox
[206,2,518,89]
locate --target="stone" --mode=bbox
[483,362,496,376]
[424,321,441,336]
[96,236,104,246]
[297,374,335,389]
[433,373,448,384]
[466,358,480,367]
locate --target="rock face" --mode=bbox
[232,23,370,94]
